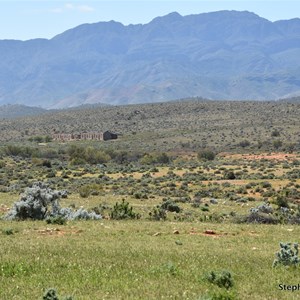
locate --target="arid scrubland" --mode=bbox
[0,100,300,299]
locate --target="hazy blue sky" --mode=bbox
[1,1,300,40]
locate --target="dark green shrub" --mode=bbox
[2,228,14,235]
[205,270,234,289]
[271,129,280,137]
[110,199,140,220]
[149,206,167,221]
[42,160,52,168]
[46,216,67,225]
[224,171,236,180]
[43,289,59,300]
[239,140,250,148]
[273,140,282,150]
[156,152,170,164]
[161,199,181,213]
[42,288,73,300]
[201,206,209,212]
[274,195,289,208]
[198,150,216,161]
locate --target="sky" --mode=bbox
[1,0,300,41]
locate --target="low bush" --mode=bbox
[148,206,167,221]
[46,216,67,225]
[42,288,73,300]
[161,198,181,213]
[197,150,216,161]
[110,199,140,220]
[205,270,234,289]
[273,242,300,267]
[4,182,101,221]
[2,228,14,235]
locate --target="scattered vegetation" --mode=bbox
[0,100,299,299]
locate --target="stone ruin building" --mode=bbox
[52,130,118,142]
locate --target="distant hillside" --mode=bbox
[1,10,300,108]
[0,100,299,154]
[278,96,300,103]
[0,104,47,119]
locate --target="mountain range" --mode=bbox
[1,10,300,108]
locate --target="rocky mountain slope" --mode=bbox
[1,10,300,108]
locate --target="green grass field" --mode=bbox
[1,220,300,299]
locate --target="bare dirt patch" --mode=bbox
[35,227,83,237]
[222,152,298,161]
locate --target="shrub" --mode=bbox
[46,216,67,225]
[4,182,62,220]
[140,152,170,164]
[273,242,300,267]
[84,147,111,164]
[42,160,52,168]
[42,288,73,300]
[79,185,91,198]
[59,207,101,220]
[156,152,170,164]
[110,199,140,220]
[252,203,273,214]
[271,129,280,137]
[149,206,167,221]
[2,228,14,235]
[4,182,101,221]
[151,260,180,276]
[273,140,282,150]
[236,204,278,224]
[224,171,236,180]
[198,150,216,161]
[4,145,35,158]
[43,288,59,300]
[78,183,103,198]
[161,199,181,213]
[205,270,234,289]
[274,195,289,209]
[239,140,250,148]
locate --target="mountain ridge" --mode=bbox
[1,10,300,108]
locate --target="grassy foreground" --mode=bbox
[1,220,300,299]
